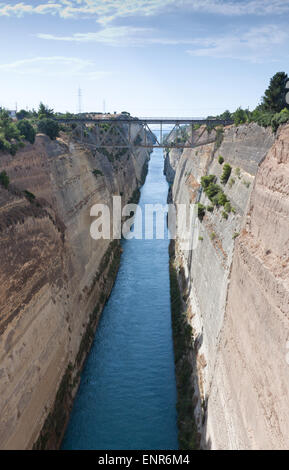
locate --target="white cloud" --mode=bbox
[36,26,200,46]
[0,56,108,79]
[36,24,289,63]
[186,25,288,63]
[1,0,289,23]
[37,27,153,46]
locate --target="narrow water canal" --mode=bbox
[62,146,178,450]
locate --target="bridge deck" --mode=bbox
[56,116,233,149]
[56,117,232,125]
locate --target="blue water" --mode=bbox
[61,147,178,450]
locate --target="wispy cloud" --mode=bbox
[36,24,289,63]
[37,26,201,46]
[0,56,108,79]
[186,25,288,63]
[1,0,289,24]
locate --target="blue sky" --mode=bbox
[0,0,288,116]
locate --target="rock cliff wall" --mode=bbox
[0,122,150,449]
[166,123,289,449]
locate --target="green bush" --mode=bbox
[215,191,228,206]
[16,109,31,120]
[17,119,36,144]
[234,107,248,125]
[207,205,214,212]
[37,118,59,140]
[0,108,24,155]
[197,203,206,221]
[201,174,216,188]
[201,176,229,207]
[220,163,232,184]
[0,170,9,188]
[222,211,228,219]
[218,155,224,164]
[24,190,36,202]
[206,183,221,201]
[224,201,231,213]
[271,108,289,132]
[92,169,103,177]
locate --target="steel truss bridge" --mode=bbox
[56,117,233,150]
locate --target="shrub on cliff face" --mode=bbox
[218,155,224,164]
[220,163,232,185]
[24,190,36,202]
[197,203,206,221]
[37,118,59,140]
[0,170,9,189]
[213,191,228,206]
[224,201,231,213]
[17,119,36,144]
[201,175,216,189]
[92,169,103,177]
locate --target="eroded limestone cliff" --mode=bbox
[166,123,289,449]
[0,123,150,449]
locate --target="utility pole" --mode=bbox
[78,87,82,115]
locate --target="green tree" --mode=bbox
[17,119,36,144]
[233,107,248,125]
[220,110,232,121]
[261,72,289,113]
[37,118,59,140]
[0,108,23,155]
[16,109,30,120]
[38,102,54,120]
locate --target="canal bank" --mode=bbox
[61,146,179,450]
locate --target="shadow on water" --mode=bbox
[61,146,179,450]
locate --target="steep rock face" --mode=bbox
[165,123,289,449]
[205,124,289,449]
[0,124,150,449]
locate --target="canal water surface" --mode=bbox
[61,146,178,450]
